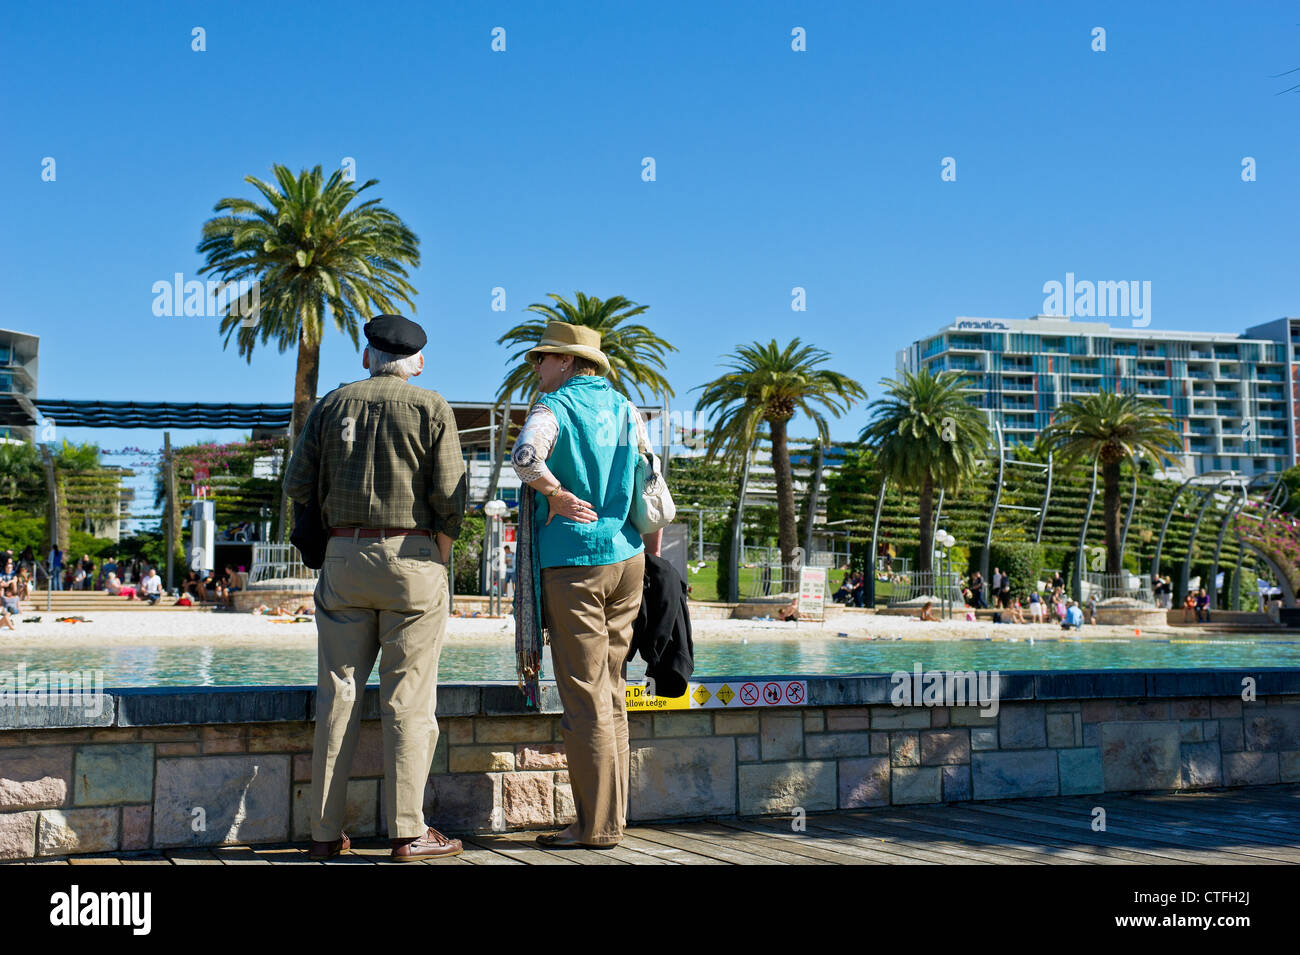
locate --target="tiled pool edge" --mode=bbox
[2,669,1299,860]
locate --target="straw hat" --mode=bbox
[525,321,610,375]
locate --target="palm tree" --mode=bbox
[1036,391,1182,580]
[695,339,866,587]
[487,292,677,501]
[197,164,421,441]
[859,368,989,575]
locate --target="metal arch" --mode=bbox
[1227,473,1291,611]
[1118,453,1139,557]
[727,449,755,604]
[1208,478,1251,610]
[1034,452,1053,545]
[1152,471,1202,580]
[1239,542,1296,607]
[1073,458,1100,601]
[979,420,1006,603]
[865,475,889,608]
[1179,474,1239,605]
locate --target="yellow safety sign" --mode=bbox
[625,679,808,710]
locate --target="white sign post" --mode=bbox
[797,566,826,623]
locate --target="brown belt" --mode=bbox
[330,528,433,538]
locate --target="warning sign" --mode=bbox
[797,566,826,622]
[626,679,809,710]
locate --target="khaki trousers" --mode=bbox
[310,532,448,842]
[542,552,645,845]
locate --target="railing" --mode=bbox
[744,561,832,600]
[1083,572,1153,604]
[247,543,318,592]
[885,571,963,608]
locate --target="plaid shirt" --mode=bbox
[285,373,467,539]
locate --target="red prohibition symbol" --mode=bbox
[762,683,783,705]
[739,683,759,706]
[784,682,805,704]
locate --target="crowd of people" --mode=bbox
[834,563,1100,630]
[0,545,250,624]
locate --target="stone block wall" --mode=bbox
[2,671,1299,859]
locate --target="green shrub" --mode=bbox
[988,542,1045,592]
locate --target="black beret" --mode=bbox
[364,315,427,357]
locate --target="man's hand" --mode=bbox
[545,490,597,525]
[436,532,453,564]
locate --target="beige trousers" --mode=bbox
[542,552,645,845]
[310,532,448,842]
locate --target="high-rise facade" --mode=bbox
[0,328,39,442]
[899,315,1294,476]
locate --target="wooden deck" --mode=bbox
[12,785,1299,865]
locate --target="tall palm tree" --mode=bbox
[197,164,421,441]
[1036,391,1182,579]
[695,339,866,586]
[860,368,989,575]
[487,292,677,501]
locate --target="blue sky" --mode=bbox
[3,0,1298,513]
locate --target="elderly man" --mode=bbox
[286,315,468,862]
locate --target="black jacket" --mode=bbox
[629,554,695,698]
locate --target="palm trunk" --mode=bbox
[769,417,799,592]
[1103,454,1123,589]
[291,332,322,442]
[281,331,321,542]
[918,476,935,575]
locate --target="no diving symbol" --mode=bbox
[739,683,759,706]
[762,683,782,705]
[785,683,805,704]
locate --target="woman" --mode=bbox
[104,572,137,600]
[510,321,660,850]
[918,600,935,621]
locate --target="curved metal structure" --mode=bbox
[1073,459,1100,602]
[1034,453,1054,544]
[1179,474,1239,605]
[1152,471,1204,580]
[1208,477,1251,610]
[979,423,1007,599]
[726,449,755,604]
[1239,542,1296,607]
[865,475,889,608]
[1118,454,1139,557]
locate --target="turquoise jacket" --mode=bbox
[534,376,644,569]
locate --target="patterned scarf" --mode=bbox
[515,487,545,707]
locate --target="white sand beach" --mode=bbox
[0,608,1206,650]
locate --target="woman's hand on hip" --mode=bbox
[545,491,597,525]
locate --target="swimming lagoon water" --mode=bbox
[3,634,1299,687]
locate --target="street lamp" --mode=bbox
[484,499,508,616]
[936,529,957,620]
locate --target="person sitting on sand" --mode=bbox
[0,604,14,630]
[1010,595,1025,624]
[1061,599,1084,631]
[777,598,800,622]
[918,600,936,621]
